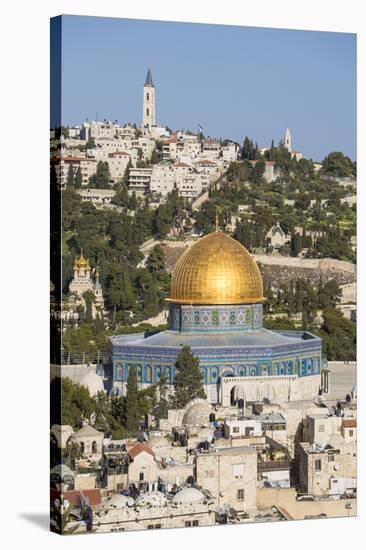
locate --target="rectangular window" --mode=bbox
[139,472,144,481]
[319,424,325,432]
[185,521,192,527]
[233,427,240,433]
[328,454,335,462]
[237,489,245,501]
[192,520,199,527]
[349,430,354,437]
[155,524,161,529]
[315,459,322,471]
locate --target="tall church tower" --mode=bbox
[284,127,292,153]
[142,68,156,128]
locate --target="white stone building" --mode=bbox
[222,142,239,162]
[128,167,153,195]
[68,251,104,318]
[81,120,120,141]
[106,151,131,182]
[195,445,257,511]
[266,223,290,250]
[223,417,262,439]
[51,156,97,188]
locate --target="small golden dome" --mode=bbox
[74,250,91,270]
[168,232,264,305]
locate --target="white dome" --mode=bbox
[50,463,74,479]
[79,371,104,397]
[172,487,205,504]
[106,494,130,508]
[135,491,167,507]
[183,399,212,426]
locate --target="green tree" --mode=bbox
[173,346,206,408]
[291,232,302,257]
[129,191,138,210]
[66,164,75,187]
[322,152,355,178]
[126,366,140,434]
[74,166,82,188]
[89,161,111,188]
[112,182,129,207]
[150,149,158,164]
[123,159,132,185]
[147,245,165,273]
[86,137,96,149]
[154,373,170,420]
[83,290,95,325]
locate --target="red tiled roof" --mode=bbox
[61,156,87,162]
[126,441,155,460]
[342,419,357,428]
[50,488,102,507]
[196,159,216,165]
[108,151,130,157]
[174,162,190,168]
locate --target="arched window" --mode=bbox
[146,92,149,101]
[146,108,149,116]
[80,442,85,454]
[92,441,97,453]
[146,365,152,383]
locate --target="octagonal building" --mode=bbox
[109,231,323,406]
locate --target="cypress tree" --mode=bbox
[126,366,140,434]
[74,166,82,188]
[66,163,75,187]
[173,346,206,408]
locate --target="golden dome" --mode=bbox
[74,250,91,270]
[167,232,264,305]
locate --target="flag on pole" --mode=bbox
[198,123,203,133]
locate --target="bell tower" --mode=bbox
[284,127,292,152]
[142,68,156,128]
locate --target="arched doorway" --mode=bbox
[230,384,245,406]
[262,384,275,402]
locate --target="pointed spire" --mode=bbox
[144,68,154,87]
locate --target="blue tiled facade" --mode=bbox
[109,303,322,391]
[168,303,263,332]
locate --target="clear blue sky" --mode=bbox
[54,15,356,161]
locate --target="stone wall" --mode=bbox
[257,487,357,519]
